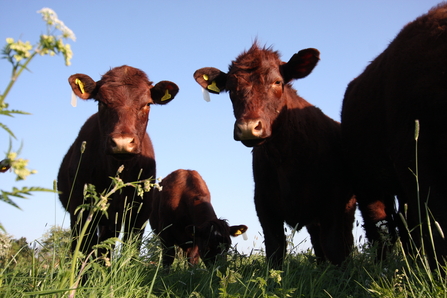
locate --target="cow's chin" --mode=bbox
[240,138,266,147]
[111,153,137,161]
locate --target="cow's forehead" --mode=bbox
[96,80,151,106]
[228,47,283,87]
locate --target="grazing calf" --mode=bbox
[194,43,356,268]
[341,3,447,267]
[150,169,248,268]
[58,65,179,255]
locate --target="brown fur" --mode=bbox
[341,3,447,267]
[150,169,247,268]
[194,43,355,268]
[58,65,178,255]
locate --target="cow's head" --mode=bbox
[186,220,248,266]
[69,65,179,159]
[194,43,319,147]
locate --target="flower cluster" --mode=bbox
[37,8,76,41]
[2,151,37,181]
[2,8,76,68]
[4,38,32,62]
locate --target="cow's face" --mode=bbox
[69,66,179,159]
[194,44,319,147]
[186,221,248,266]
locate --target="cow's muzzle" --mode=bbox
[109,136,139,155]
[234,120,266,147]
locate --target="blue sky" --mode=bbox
[0,0,442,254]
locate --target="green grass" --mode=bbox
[1,229,447,298]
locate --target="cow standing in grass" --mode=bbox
[150,169,248,268]
[58,65,179,255]
[194,43,356,268]
[341,3,447,268]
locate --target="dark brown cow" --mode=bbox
[194,43,356,268]
[341,3,447,267]
[57,65,179,255]
[150,169,248,268]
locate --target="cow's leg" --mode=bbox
[319,217,351,265]
[342,196,356,255]
[318,197,356,266]
[253,186,285,268]
[158,233,176,269]
[256,195,285,268]
[306,223,326,263]
[252,153,285,268]
[357,193,397,260]
[262,221,286,269]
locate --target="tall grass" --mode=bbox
[2,227,447,297]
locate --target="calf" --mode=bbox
[194,43,356,268]
[57,65,179,255]
[150,169,248,268]
[341,3,447,267]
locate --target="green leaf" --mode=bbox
[0,122,16,138]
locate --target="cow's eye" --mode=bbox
[274,80,282,85]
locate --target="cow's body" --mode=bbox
[341,3,447,266]
[150,169,247,268]
[58,65,178,255]
[194,43,355,268]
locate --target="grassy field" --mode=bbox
[1,228,447,298]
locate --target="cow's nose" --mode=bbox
[110,136,136,154]
[234,120,263,140]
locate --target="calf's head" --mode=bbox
[186,220,248,265]
[194,43,319,147]
[69,65,179,158]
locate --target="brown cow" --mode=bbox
[341,3,447,268]
[194,43,356,268]
[57,65,179,255]
[150,169,248,268]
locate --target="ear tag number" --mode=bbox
[207,81,220,93]
[75,78,85,94]
[161,89,171,101]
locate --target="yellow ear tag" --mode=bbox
[75,78,85,94]
[202,74,209,81]
[207,81,220,93]
[161,89,171,101]
[234,230,243,236]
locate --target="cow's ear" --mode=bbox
[151,81,179,105]
[229,225,248,237]
[68,74,97,100]
[280,48,320,83]
[193,67,227,94]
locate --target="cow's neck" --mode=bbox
[257,88,323,162]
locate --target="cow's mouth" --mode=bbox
[111,153,137,161]
[240,138,266,147]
